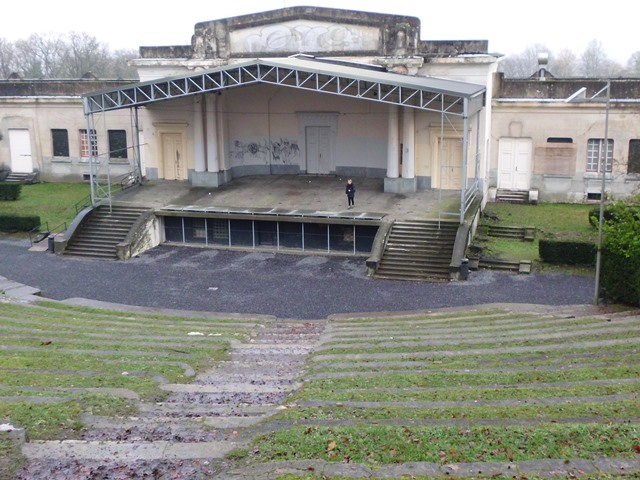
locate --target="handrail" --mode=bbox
[73,194,93,215]
[28,222,50,245]
[28,220,68,245]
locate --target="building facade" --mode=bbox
[107,6,498,201]
[491,72,640,202]
[0,75,136,183]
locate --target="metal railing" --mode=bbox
[28,220,67,246]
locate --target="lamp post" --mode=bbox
[566,80,611,305]
[594,79,611,306]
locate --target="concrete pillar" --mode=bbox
[206,94,219,172]
[402,107,415,178]
[216,94,227,172]
[386,105,400,178]
[193,96,205,173]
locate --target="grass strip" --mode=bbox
[273,400,640,421]
[32,300,263,326]
[301,366,640,390]
[246,424,639,465]
[292,383,640,403]
[312,329,640,357]
[307,347,640,373]
[0,394,137,440]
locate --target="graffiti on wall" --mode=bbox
[230,138,300,165]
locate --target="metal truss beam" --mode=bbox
[84,60,484,118]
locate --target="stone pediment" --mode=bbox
[191,6,421,59]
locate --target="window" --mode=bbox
[108,130,128,159]
[51,129,69,157]
[586,138,613,173]
[547,137,573,143]
[79,129,98,158]
[628,140,640,174]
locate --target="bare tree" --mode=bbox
[0,38,18,78]
[499,43,552,78]
[626,51,640,76]
[579,39,623,77]
[1,32,138,80]
[61,31,111,78]
[551,48,578,77]
[106,48,139,79]
[19,33,70,78]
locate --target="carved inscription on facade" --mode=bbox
[230,20,380,54]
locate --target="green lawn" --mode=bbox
[483,202,596,240]
[0,182,90,233]
[478,202,598,272]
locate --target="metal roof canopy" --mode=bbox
[82,57,485,116]
[83,57,485,225]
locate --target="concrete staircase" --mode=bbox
[21,320,325,475]
[64,205,150,259]
[2,172,38,184]
[485,225,536,241]
[374,220,458,281]
[496,189,529,203]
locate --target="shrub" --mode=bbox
[600,200,640,306]
[0,183,22,201]
[539,239,596,265]
[0,215,40,232]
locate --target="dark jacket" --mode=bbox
[346,183,356,197]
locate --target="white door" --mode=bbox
[9,129,33,173]
[439,138,463,190]
[161,133,186,180]
[305,126,331,174]
[498,138,532,190]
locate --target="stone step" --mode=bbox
[233,343,314,354]
[63,249,117,259]
[379,259,451,268]
[64,206,150,258]
[197,372,302,383]
[375,218,457,281]
[384,247,453,256]
[82,413,271,431]
[68,240,124,250]
[375,273,448,282]
[138,402,278,416]
[22,439,238,461]
[160,382,301,394]
[65,245,116,255]
[496,190,530,203]
[81,225,131,234]
[386,237,455,245]
[377,264,449,275]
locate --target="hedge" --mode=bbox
[0,215,41,232]
[0,182,22,201]
[539,239,596,265]
[600,200,640,306]
[601,249,640,306]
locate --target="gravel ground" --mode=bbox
[0,239,593,319]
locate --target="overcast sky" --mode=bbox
[2,0,636,63]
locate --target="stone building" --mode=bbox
[0,74,136,183]
[491,70,640,202]
[84,6,498,210]
[3,7,640,207]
